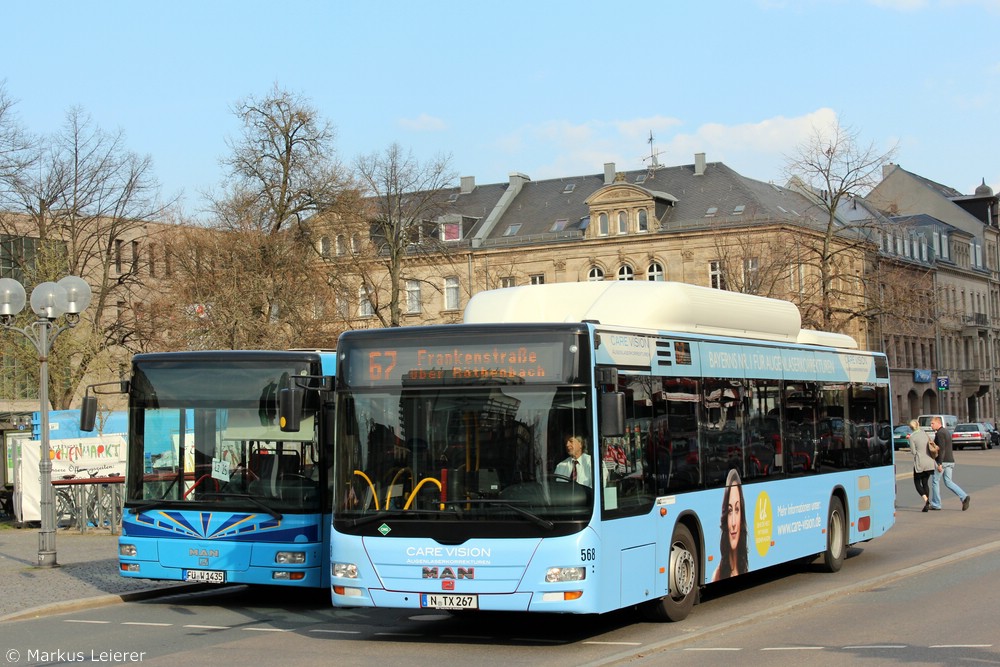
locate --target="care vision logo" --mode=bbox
[378,523,391,536]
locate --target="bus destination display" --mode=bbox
[347,341,567,387]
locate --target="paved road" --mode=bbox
[0,522,186,622]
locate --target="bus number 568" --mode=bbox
[581,548,596,561]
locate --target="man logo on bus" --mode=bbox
[422,567,475,579]
[189,548,219,558]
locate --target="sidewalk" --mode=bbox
[0,521,187,622]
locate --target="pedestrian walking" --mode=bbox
[907,419,936,512]
[930,415,970,511]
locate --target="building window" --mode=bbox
[358,286,374,318]
[617,265,634,281]
[336,235,345,256]
[588,266,605,281]
[743,257,759,284]
[148,243,156,277]
[550,219,568,232]
[351,235,360,254]
[320,236,331,258]
[439,221,461,241]
[131,240,139,271]
[503,224,521,237]
[444,276,460,310]
[530,274,545,285]
[500,276,515,288]
[598,213,609,236]
[647,262,664,281]
[790,263,805,295]
[637,209,648,233]
[406,280,421,314]
[336,295,350,319]
[710,260,727,290]
[617,211,628,235]
[114,239,123,273]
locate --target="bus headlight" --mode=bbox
[545,566,586,583]
[333,562,359,578]
[119,544,137,557]
[275,551,306,564]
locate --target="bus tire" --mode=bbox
[642,524,698,622]
[822,496,846,573]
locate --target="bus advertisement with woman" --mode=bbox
[327,282,894,620]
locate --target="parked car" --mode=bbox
[983,422,1000,449]
[917,414,958,433]
[892,424,913,450]
[952,423,990,450]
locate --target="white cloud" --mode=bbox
[398,113,447,132]
[492,110,843,183]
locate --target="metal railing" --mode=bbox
[51,477,124,534]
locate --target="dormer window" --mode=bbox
[439,221,461,241]
[550,219,568,232]
[503,224,521,237]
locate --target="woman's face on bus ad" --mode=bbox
[726,484,741,551]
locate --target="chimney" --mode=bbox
[604,162,616,185]
[694,153,706,176]
[460,176,475,194]
[881,163,896,181]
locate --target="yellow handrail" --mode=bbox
[403,477,442,510]
[384,467,414,510]
[353,469,379,510]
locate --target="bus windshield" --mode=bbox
[127,358,324,513]
[335,383,593,531]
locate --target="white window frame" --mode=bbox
[444,276,460,310]
[405,280,421,314]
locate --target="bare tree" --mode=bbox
[0,107,170,409]
[784,121,899,333]
[343,143,456,327]
[0,82,36,193]
[157,85,346,350]
[150,221,336,351]
[214,83,345,236]
[709,220,803,297]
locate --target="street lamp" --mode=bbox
[0,275,92,567]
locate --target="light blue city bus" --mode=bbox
[88,350,336,588]
[326,282,894,620]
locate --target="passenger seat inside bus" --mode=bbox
[248,451,302,498]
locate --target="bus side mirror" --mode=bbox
[279,386,304,432]
[600,392,625,437]
[80,395,98,432]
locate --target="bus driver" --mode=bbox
[555,435,593,487]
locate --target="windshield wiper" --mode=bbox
[440,499,554,530]
[126,493,284,521]
[346,507,462,528]
[126,499,172,515]
[200,492,283,521]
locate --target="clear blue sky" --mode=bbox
[3,0,998,219]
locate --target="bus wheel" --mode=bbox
[822,496,846,573]
[642,524,698,622]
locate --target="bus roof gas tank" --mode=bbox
[464,282,813,344]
